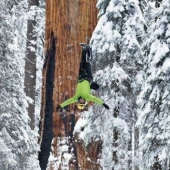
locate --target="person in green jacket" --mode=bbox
[56,44,109,111]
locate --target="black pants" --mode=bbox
[78,49,92,82]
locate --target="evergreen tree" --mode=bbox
[0,0,41,169]
[90,0,146,169]
[137,0,170,169]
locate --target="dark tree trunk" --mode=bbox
[151,156,162,170]
[134,126,139,170]
[24,0,39,129]
[113,107,119,168]
[155,0,162,8]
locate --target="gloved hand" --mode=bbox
[56,105,61,111]
[103,103,109,109]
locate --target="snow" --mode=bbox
[74,117,87,133]
[150,41,169,65]
[0,0,44,169]
[61,145,69,152]
[1,0,170,169]
[162,57,170,72]
[90,0,170,168]
[26,96,34,105]
[73,117,88,141]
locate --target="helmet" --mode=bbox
[77,97,86,110]
[77,103,86,110]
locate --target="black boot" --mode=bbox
[80,43,90,50]
[90,82,99,90]
[80,43,92,62]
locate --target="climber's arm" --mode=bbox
[87,95,110,109]
[60,96,77,108]
[87,95,104,105]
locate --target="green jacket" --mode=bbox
[60,80,104,108]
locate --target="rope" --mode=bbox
[85,0,90,43]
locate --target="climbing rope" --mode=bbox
[85,0,90,43]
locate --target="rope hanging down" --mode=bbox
[85,0,90,43]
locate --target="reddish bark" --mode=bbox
[40,0,99,169]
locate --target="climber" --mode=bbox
[56,43,109,111]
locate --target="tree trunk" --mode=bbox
[24,0,39,129]
[155,0,162,8]
[134,126,139,170]
[39,0,98,169]
[151,156,162,170]
[113,107,119,168]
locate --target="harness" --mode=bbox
[77,77,91,83]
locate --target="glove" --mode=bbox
[56,105,61,111]
[103,103,109,109]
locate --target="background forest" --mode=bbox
[0,0,170,170]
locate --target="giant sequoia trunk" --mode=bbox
[39,0,98,169]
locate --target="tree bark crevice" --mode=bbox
[39,32,56,170]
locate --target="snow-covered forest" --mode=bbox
[0,0,44,169]
[0,0,170,169]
